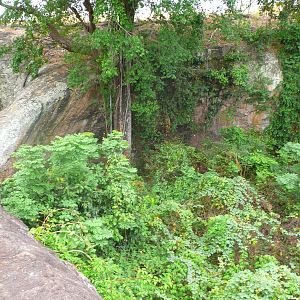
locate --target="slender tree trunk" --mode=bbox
[111,1,138,151]
[113,53,132,151]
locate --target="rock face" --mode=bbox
[0,207,102,300]
[0,27,105,173]
[0,62,69,167]
[0,28,25,110]
[212,51,282,132]
[0,28,283,168]
[190,48,282,146]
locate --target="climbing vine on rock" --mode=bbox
[267,21,300,148]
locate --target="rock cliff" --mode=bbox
[0,27,105,175]
[0,27,283,168]
[190,47,282,146]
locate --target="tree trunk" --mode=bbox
[111,0,138,152]
[113,54,132,152]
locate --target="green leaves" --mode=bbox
[130,6,204,145]
[0,132,141,240]
[210,261,300,299]
[11,35,45,78]
[2,129,299,299]
[1,2,300,297]
[267,22,300,148]
[32,209,114,258]
[276,142,300,199]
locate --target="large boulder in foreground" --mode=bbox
[0,207,102,300]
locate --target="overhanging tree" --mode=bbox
[0,0,204,150]
[0,0,141,148]
[0,0,144,150]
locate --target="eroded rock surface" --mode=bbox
[0,27,105,173]
[0,63,69,167]
[0,207,102,300]
[212,50,282,132]
[190,48,282,146]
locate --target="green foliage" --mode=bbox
[258,0,300,21]
[1,1,300,298]
[277,143,300,200]
[277,173,299,193]
[1,132,299,299]
[1,132,142,242]
[145,141,203,183]
[76,249,212,300]
[11,34,45,77]
[199,127,278,183]
[267,22,300,147]
[231,64,249,88]
[201,214,251,264]
[208,13,253,44]
[147,140,281,267]
[221,126,248,145]
[210,68,229,86]
[131,100,161,143]
[211,261,300,299]
[65,28,145,92]
[32,209,114,258]
[242,151,278,183]
[131,5,204,143]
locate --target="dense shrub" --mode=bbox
[1,131,299,299]
[1,131,143,244]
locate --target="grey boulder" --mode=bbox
[0,207,102,300]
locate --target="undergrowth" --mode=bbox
[1,130,299,299]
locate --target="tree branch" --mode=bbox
[0,0,38,16]
[83,0,96,33]
[69,5,90,33]
[0,0,15,10]
[0,1,73,51]
[47,23,73,51]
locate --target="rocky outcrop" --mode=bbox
[0,207,102,300]
[191,48,282,146]
[0,27,283,167]
[212,51,282,131]
[0,27,105,173]
[0,62,69,167]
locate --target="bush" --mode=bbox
[1,131,142,243]
[2,131,299,299]
[210,261,300,299]
[277,143,300,199]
